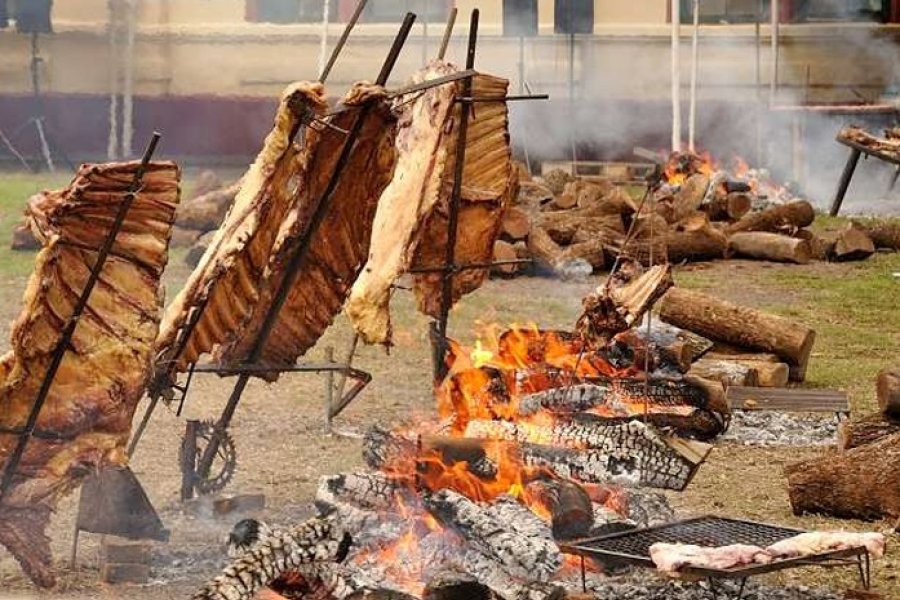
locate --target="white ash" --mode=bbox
[569,572,842,600]
[721,410,839,447]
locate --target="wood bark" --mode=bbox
[424,569,492,600]
[837,413,900,451]
[878,369,900,418]
[794,228,834,261]
[855,219,900,250]
[726,200,815,234]
[689,358,758,387]
[539,210,624,245]
[492,240,520,277]
[671,174,710,223]
[526,225,564,269]
[728,232,812,264]
[665,217,728,263]
[703,191,752,221]
[658,288,816,382]
[831,222,875,262]
[500,207,530,241]
[786,432,900,521]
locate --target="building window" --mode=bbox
[679,0,889,24]
[246,0,339,23]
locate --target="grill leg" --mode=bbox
[858,550,871,590]
[707,578,719,600]
[736,578,748,600]
[580,556,586,592]
[830,147,861,216]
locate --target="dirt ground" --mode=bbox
[0,175,898,599]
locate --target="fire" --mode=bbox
[663,150,718,186]
[662,150,794,204]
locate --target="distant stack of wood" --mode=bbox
[171,172,241,264]
[492,157,900,278]
[786,368,900,522]
[645,287,816,387]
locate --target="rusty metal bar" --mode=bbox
[319,0,369,83]
[409,258,532,274]
[0,132,161,502]
[193,14,417,487]
[433,9,478,384]
[456,94,549,103]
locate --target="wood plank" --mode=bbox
[726,386,849,413]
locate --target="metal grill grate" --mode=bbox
[570,516,802,561]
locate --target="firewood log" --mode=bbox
[492,240,520,277]
[542,169,574,195]
[550,190,578,210]
[702,355,789,388]
[538,208,624,244]
[658,288,816,382]
[838,413,900,451]
[689,358,758,387]
[424,490,562,581]
[671,174,710,223]
[854,219,900,250]
[616,329,692,372]
[527,225,564,269]
[457,550,565,600]
[786,432,900,521]
[517,181,553,209]
[424,570,492,600]
[877,369,900,419]
[500,207,530,241]
[727,231,812,264]
[560,238,606,269]
[665,213,728,263]
[523,478,594,540]
[831,222,875,262]
[703,191,752,222]
[726,200,815,234]
[794,228,834,261]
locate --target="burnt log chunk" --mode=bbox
[523,478,594,540]
[424,569,492,600]
[877,368,900,419]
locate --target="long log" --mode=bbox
[458,550,565,600]
[786,432,900,521]
[423,490,561,582]
[726,200,816,235]
[837,413,900,451]
[462,420,711,490]
[854,219,900,250]
[658,288,816,382]
[831,222,875,262]
[877,369,900,418]
[728,231,812,264]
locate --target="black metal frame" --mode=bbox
[561,515,873,600]
[0,132,162,502]
[830,132,900,215]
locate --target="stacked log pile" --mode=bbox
[786,368,900,522]
[494,153,898,279]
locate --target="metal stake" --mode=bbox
[438,7,457,60]
[433,9,479,383]
[0,132,161,502]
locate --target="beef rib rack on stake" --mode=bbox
[0,160,179,587]
[346,60,515,346]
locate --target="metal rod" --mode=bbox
[568,31,576,169]
[456,94,549,102]
[755,1,763,165]
[434,9,478,384]
[333,333,360,407]
[770,0,780,105]
[830,148,861,216]
[671,0,682,151]
[688,0,699,152]
[191,362,365,375]
[319,0,369,83]
[0,132,161,502]
[194,15,417,486]
[324,346,335,433]
[438,7,457,60]
[409,258,532,274]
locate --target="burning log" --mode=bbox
[727,232,812,264]
[315,471,416,533]
[615,329,690,372]
[669,174,709,224]
[877,368,900,418]
[726,200,815,235]
[688,358,758,387]
[523,478,594,540]
[457,550,565,600]
[703,191,752,222]
[838,413,900,451]
[658,288,816,382]
[831,222,875,262]
[854,219,900,250]
[515,376,729,439]
[192,517,352,600]
[577,263,674,344]
[423,490,561,581]
[786,432,900,521]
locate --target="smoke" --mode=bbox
[507,4,900,215]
